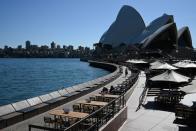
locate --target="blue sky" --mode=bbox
[0,0,195,48]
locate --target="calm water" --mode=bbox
[0,58,110,106]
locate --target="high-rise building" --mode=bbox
[4,45,8,50]
[63,45,67,50]
[25,41,31,50]
[67,45,74,51]
[51,41,56,49]
[57,45,61,49]
[17,45,22,49]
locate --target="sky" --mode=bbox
[0,0,196,48]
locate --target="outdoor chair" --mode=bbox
[73,104,80,112]
[83,105,92,113]
[96,96,104,102]
[104,98,111,102]
[89,97,96,101]
[44,116,56,127]
[62,121,70,129]
[92,106,100,112]
[55,117,65,128]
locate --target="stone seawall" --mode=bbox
[89,60,117,72]
[0,61,121,129]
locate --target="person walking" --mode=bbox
[125,67,128,77]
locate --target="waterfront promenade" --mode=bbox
[119,72,195,131]
[2,66,131,131]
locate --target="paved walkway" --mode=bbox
[119,72,195,131]
[3,66,131,131]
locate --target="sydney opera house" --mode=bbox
[94,5,195,60]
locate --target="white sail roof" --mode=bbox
[99,5,145,47]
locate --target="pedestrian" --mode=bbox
[125,67,128,77]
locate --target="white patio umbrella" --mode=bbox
[150,61,163,66]
[179,93,196,107]
[150,63,178,70]
[173,61,196,68]
[180,78,196,94]
[126,59,147,64]
[150,70,190,83]
[184,63,196,68]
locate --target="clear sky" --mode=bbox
[0,0,195,48]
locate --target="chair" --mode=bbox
[44,116,55,127]
[83,105,92,113]
[73,104,80,112]
[89,97,96,101]
[55,117,65,128]
[92,106,100,112]
[62,121,70,129]
[104,98,111,102]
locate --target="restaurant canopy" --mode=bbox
[150,70,190,83]
[126,59,147,64]
[150,63,178,70]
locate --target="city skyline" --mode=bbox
[0,0,196,48]
[0,40,91,50]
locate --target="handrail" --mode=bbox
[29,93,125,131]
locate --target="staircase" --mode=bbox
[147,87,162,96]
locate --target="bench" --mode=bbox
[12,100,37,120]
[65,87,80,98]
[0,104,23,128]
[58,89,69,97]
[27,97,49,113]
[39,92,65,108]
[73,85,89,92]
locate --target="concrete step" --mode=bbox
[147,88,162,96]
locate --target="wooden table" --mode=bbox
[49,109,89,119]
[93,94,119,99]
[77,100,108,107]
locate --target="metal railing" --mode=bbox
[28,67,140,131]
[29,94,125,131]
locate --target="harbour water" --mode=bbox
[0,58,110,106]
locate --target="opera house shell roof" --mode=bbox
[99,5,193,51]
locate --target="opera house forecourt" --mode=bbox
[1,5,196,131]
